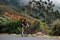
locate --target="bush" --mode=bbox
[0,17,22,33]
[50,19,60,36]
[28,21,40,34]
[40,22,51,34]
[5,19,22,34]
[51,25,60,36]
[33,21,40,30]
[27,20,51,34]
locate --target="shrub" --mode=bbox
[50,19,60,36]
[28,21,40,34]
[40,23,51,34]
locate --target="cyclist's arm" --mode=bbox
[27,23,29,27]
[22,23,25,27]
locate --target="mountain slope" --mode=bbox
[0,4,39,23]
[0,4,50,34]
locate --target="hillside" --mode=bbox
[0,4,50,34]
[0,4,36,22]
[0,0,60,36]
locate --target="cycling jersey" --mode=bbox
[22,20,27,26]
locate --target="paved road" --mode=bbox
[0,35,59,40]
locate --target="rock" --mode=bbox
[36,32,44,36]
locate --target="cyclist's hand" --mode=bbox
[27,23,29,27]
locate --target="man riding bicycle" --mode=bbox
[21,18,29,36]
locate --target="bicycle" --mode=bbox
[21,24,29,37]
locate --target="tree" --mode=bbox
[25,0,55,25]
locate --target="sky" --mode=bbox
[51,0,60,4]
[46,0,60,7]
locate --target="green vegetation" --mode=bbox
[50,19,60,36]
[0,0,60,36]
[0,16,22,34]
[24,0,60,35]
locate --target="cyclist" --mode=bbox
[21,18,29,37]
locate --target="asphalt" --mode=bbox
[0,35,59,40]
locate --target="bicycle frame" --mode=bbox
[21,23,29,37]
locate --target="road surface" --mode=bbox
[0,35,59,40]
